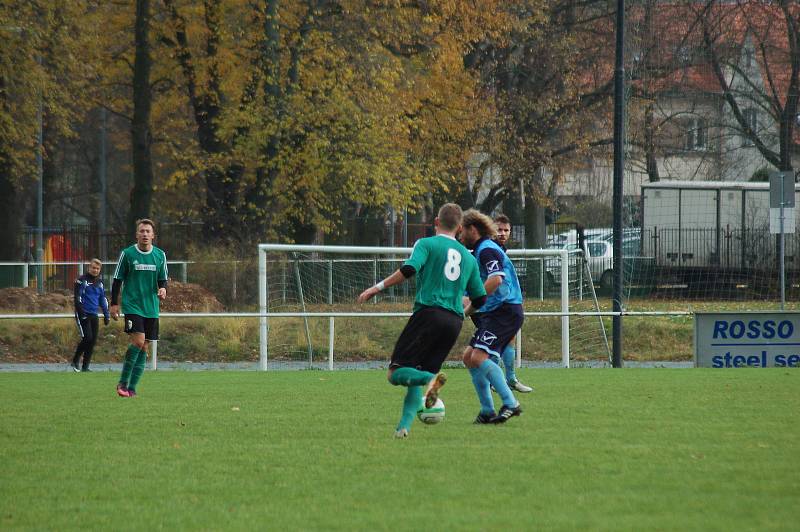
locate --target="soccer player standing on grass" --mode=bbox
[460,210,524,424]
[357,203,486,439]
[110,219,168,398]
[71,258,110,372]
[493,214,533,393]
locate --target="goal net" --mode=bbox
[257,244,610,370]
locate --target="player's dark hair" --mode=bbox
[494,213,511,226]
[437,203,463,231]
[136,218,156,232]
[462,209,497,238]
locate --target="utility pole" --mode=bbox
[99,108,108,260]
[35,62,43,294]
[612,0,625,367]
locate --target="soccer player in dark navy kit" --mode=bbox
[71,258,110,372]
[357,203,487,439]
[493,214,533,393]
[460,209,524,423]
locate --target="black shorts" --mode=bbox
[470,303,524,358]
[391,306,464,374]
[124,314,159,341]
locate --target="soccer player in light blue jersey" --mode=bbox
[460,210,524,423]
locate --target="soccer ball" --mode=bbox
[417,398,445,424]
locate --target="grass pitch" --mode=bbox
[1,369,798,531]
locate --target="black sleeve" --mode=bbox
[470,294,487,310]
[400,265,416,278]
[478,248,505,276]
[111,278,122,306]
[73,278,84,316]
[158,279,168,290]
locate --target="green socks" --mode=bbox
[390,368,434,433]
[389,367,435,387]
[128,349,147,392]
[397,386,423,431]
[118,345,139,387]
[119,345,147,391]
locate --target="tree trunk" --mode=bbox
[290,222,318,245]
[242,0,282,237]
[778,2,798,173]
[0,70,22,259]
[129,0,154,240]
[0,167,21,260]
[166,0,243,241]
[197,104,241,240]
[645,102,660,182]
[42,120,58,226]
[523,181,547,248]
[779,79,797,172]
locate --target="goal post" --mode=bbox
[257,244,590,371]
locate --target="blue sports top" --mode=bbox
[74,273,110,319]
[472,237,523,312]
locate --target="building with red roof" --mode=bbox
[556,0,799,204]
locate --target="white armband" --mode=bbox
[374,280,386,292]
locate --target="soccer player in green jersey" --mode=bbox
[110,219,168,397]
[357,203,487,438]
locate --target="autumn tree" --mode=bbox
[695,0,799,174]
[0,1,98,259]
[159,0,512,244]
[466,0,611,246]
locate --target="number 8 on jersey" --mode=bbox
[445,248,461,281]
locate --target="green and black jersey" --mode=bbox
[404,234,485,317]
[113,244,168,318]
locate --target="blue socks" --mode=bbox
[501,345,517,384]
[469,367,495,415]
[389,367,435,387]
[480,359,517,408]
[470,359,517,412]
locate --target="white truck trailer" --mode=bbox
[641,180,798,288]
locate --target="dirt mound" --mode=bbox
[0,288,73,313]
[161,282,224,313]
[0,282,223,314]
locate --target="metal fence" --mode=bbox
[0,260,245,306]
[21,223,204,263]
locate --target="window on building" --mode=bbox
[685,117,707,151]
[743,47,755,69]
[676,45,692,65]
[742,108,758,146]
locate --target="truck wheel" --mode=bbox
[600,270,614,288]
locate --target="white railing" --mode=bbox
[0,309,691,370]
